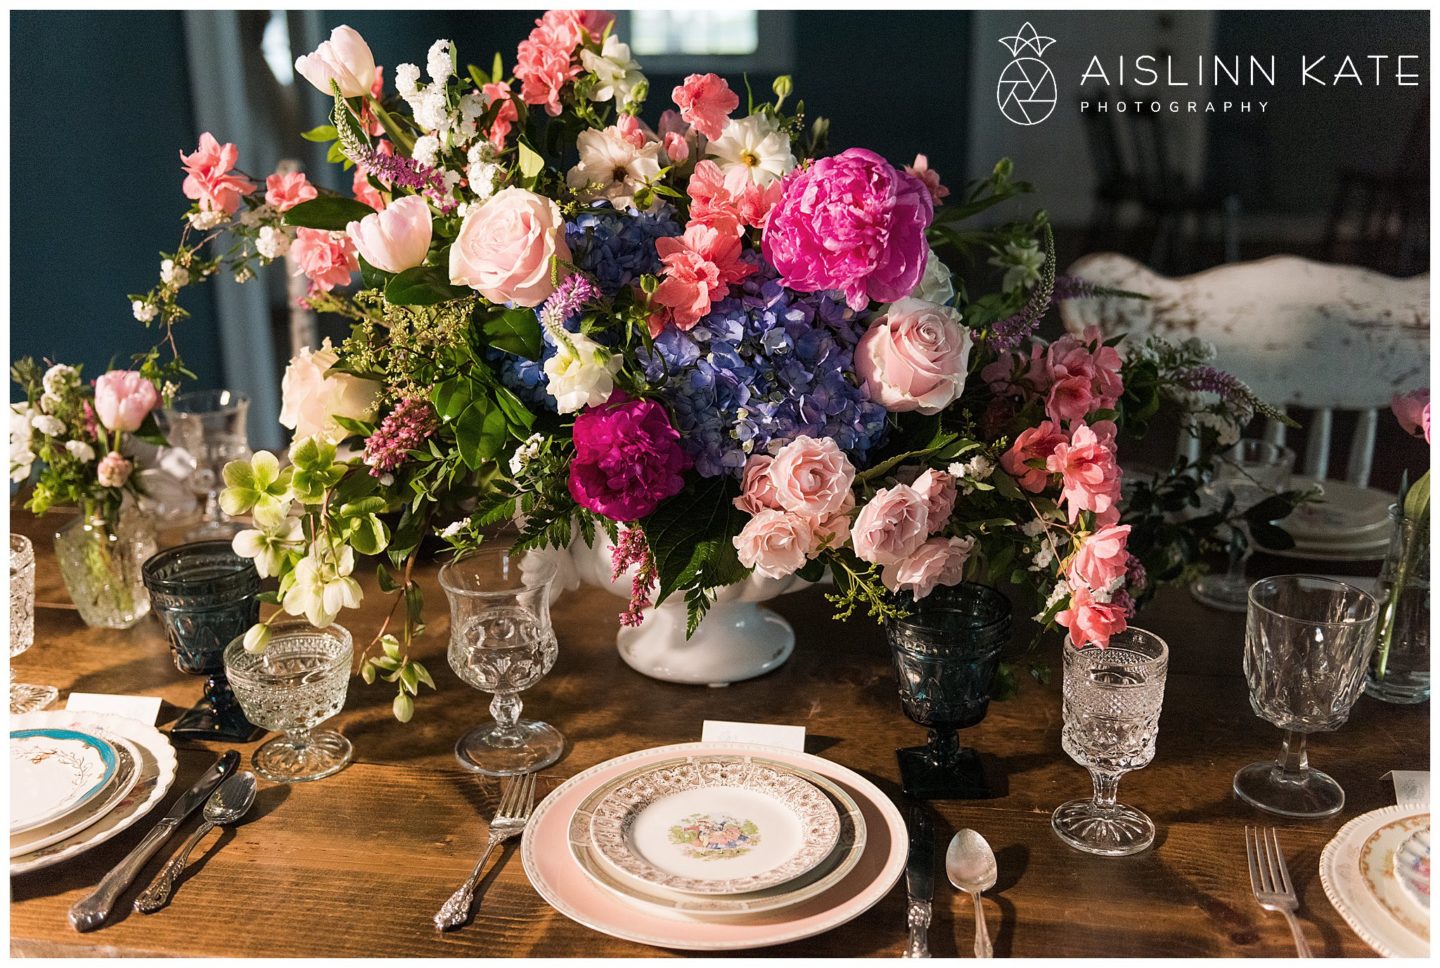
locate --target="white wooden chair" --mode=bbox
[1057,253,1430,486]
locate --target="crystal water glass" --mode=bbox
[1190,439,1295,612]
[440,546,562,776]
[161,389,251,540]
[224,621,354,782]
[10,534,57,714]
[1234,575,1379,818]
[1052,627,1169,856]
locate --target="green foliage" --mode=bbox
[282,196,376,231]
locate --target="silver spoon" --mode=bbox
[946,828,997,958]
[135,771,258,912]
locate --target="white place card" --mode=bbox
[66,692,162,725]
[1383,770,1430,806]
[701,719,806,752]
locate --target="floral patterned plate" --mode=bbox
[587,754,842,895]
[9,731,140,857]
[1320,804,1430,957]
[10,727,119,834]
[1394,827,1430,916]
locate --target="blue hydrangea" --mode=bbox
[642,260,889,478]
[565,202,682,296]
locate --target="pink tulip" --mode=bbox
[92,371,159,433]
[294,25,376,99]
[345,196,432,274]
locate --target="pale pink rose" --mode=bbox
[663,131,690,164]
[882,535,975,599]
[291,228,358,292]
[768,435,855,518]
[734,454,782,514]
[353,165,386,211]
[733,508,813,579]
[449,188,571,307]
[1392,388,1430,443]
[279,338,382,444]
[851,483,930,567]
[1047,420,1123,525]
[672,73,738,141]
[294,25,376,98]
[904,153,950,204]
[911,469,957,529]
[856,298,971,415]
[1001,421,1066,493]
[264,171,317,212]
[652,219,754,330]
[96,452,134,489]
[93,371,159,433]
[1055,583,1128,649]
[806,491,855,554]
[1067,524,1131,593]
[346,195,432,274]
[179,133,256,216]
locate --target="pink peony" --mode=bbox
[483,81,519,149]
[1047,420,1122,525]
[762,147,933,311]
[911,469,957,528]
[96,452,134,489]
[291,228,358,292]
[687,160,780,230]
[1392,388,1430,443]
[449,188,570,307]
[93,371,159,433]
[767,435,855,518]
[1056,583,1128,649]
[904,154,950,204]
[1001,421,1066,493]
[1067,524,1131,593]
[672,73,738,141]
[851,483,930,567]
[882,536,975,599]
[856,298,971,415]
[652,220,755,330]
[568,392,689,521]
[346,195,431,274]
[180,132,256,216]
[734,454,782,515]
[733,508,813,579]
[264,171,317,213]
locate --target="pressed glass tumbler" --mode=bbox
[10,534,57,713]
[160,389,251,540]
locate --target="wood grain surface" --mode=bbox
[8,510,1427,957]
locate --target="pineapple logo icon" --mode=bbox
[996,23,1057,126]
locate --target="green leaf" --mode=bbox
[326,141,346,165]
[301,124,338,143]
[517,140,545,179]
[331,414,376,438]
[431,378,475,423]
[467,63,489,89]
[358,255,393,290]
[641,475,743,605]
[385,265,470,305]
[1404,469,1430,523]
[482,307,544,360]
[133,411,168,447]
[454,401,508,469]
[283,196,376,230]
[1249,521,1295,551]
[492,51,504,83]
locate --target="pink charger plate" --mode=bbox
[520,741,907,952]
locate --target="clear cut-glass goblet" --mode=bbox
[1234,575,1379,818]
[1190,439,1295,612]
[1052,627,1169,857]
[10,534,58,713]
[160,389,251,541]
[440,546,562,776]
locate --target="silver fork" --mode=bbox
[434,772,538,931]
[1246,826,1313,958]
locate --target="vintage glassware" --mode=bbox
[53,501,157,629]
[1365,505,1430,704]
[160,389,251,540]
[1234,575,1379,818]
[10,534,57,713]
[439,546,562,776]
[885,583,1011,799]
[143,542,262,741]
[1190,439,1295,612]
[1052,627,1169,856]
[224,621,354,782]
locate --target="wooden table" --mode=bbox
[8,511,1428,957]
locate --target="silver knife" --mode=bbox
[903,803,934,958]
[69,750,239,932]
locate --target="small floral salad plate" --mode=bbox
[10,728,119,835]
[587,754,842,895]
[1321,804,1430,957]
[1394,826,1430,916]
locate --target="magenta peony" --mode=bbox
[569,393,690,521]
[761,147,933,311]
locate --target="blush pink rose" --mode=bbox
[93,371,159,433]
[179,132,256,215]
[806,491,855,555]
[768,435,855,518]
[279,338,382,444]
[96,452,134,489]
[449,188,571,307]
[1067,524,1131,593]
[733,509,813,579]
[346,195,432,274]
[911,469,957,529]
[851,483,930,567]
[856,298,971,415]
[291,228,358,292]
[672,73,739,141]
[734,454,782,515]
[264,171,317,212]
[1056,584,1128,649]
[882,536,975,599]
[1047,420,1122,525]
[1001,421,1066,493]
[1392,388,1430,443]
[293,25,376,98]
[652,219,754,330]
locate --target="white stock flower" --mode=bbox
[440,520,466,539]
[565,126,663,210]
[42,365,77,397]
[160,259,190,287]
[1196,410,1242,447]
[1020,517,1048,537]
[238,203,272,228]
[412,134,441,169]
[256,225,292,260]
[65,439,96,463]
[706,114,796,188]
[1035,579,1071,621]
[395,63,422,99]
[580,35,646,107]
[188,208,227,230]
[232,515,303,579]
[132,300,158,323]
[413,90,451,134]
[542,333,622,414]
[31,414,64,437]
[427,39,455,82]
[456,92,486,142]
[281,544,362,628]
[507,432,545,476]
[465,144,503,200]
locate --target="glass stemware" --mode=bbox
[885,582,1011,799]
[1191,439,1295,612]
[224,621,354,782]
[1234,575,1379,818]
[1052,627,1169,857]
[160,389,251,540]
[10,534,57,713]
[439,546,562,776]
[142,541,263,741]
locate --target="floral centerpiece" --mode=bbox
[115,11,1283,717]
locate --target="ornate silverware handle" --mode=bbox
[433,836,505,931]
[69,819,179,931]
[135,821,217,913]
[972,891,993,958]
[903,898,931,958]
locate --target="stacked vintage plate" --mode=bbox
[1274,477,1395,562]
[1320,804,1430,957]
[10,709,178,875]
[521,742,907,951]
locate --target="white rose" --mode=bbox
[907,248,955,305]
[542,333,621,414]
[279,338,381,444]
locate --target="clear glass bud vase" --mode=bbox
[53,501,158,629]
[1365,506,1430,704]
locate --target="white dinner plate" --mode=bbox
[1320,804,1430,957]
[10,727,119,834]
[1393,827,1430,919]
[9,710,178,876]
[1282,478,1394,542]
[10,731,141,857]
